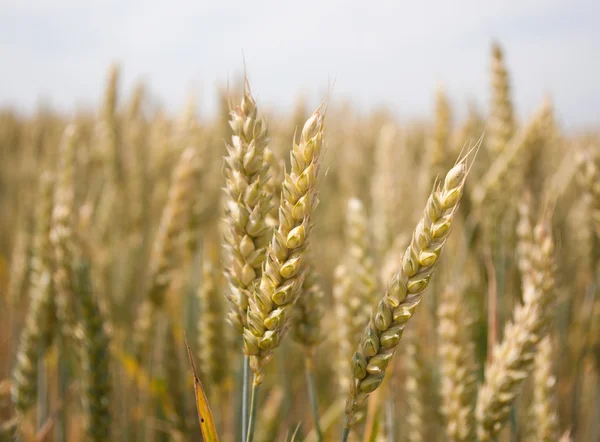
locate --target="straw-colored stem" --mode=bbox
[242,355,250,442]
[246,377,260,442]
[305,355,323,442]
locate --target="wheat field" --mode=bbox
[0,43,599,442]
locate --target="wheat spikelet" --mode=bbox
[488,42,515,155]
[345,155,472,427]
[264,147,285,228]
[334,198,378,399]
[50,125,78,337]
[437,285,477,442]
[476,220,555,441]
[243,108,325,382]
[11,172,56,414]
[532,336,560,442]
[74,261,111,442]
[222,82,271,334]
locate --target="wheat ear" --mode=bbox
[531,336,560,442]
[476,220,555,441]
[50,125,78,337]
[243,107,325,382]
[405,334,426,442]
[428,86,452,182]
[488,42,515,154]
[74,261,111,442]
[345,153,473,428]
[437,286,478,442]
[12,172,56,414]
[223,81,271,334]
[335,198,379,400]
[7,226,32,306]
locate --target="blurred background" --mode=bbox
[1,1,599,442]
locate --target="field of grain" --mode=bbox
[0,42,599,442]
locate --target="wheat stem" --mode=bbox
[242,355,251,442]
[305,355,323,442]
[246,376,260,442]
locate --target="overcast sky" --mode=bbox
[1,0,598,129]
